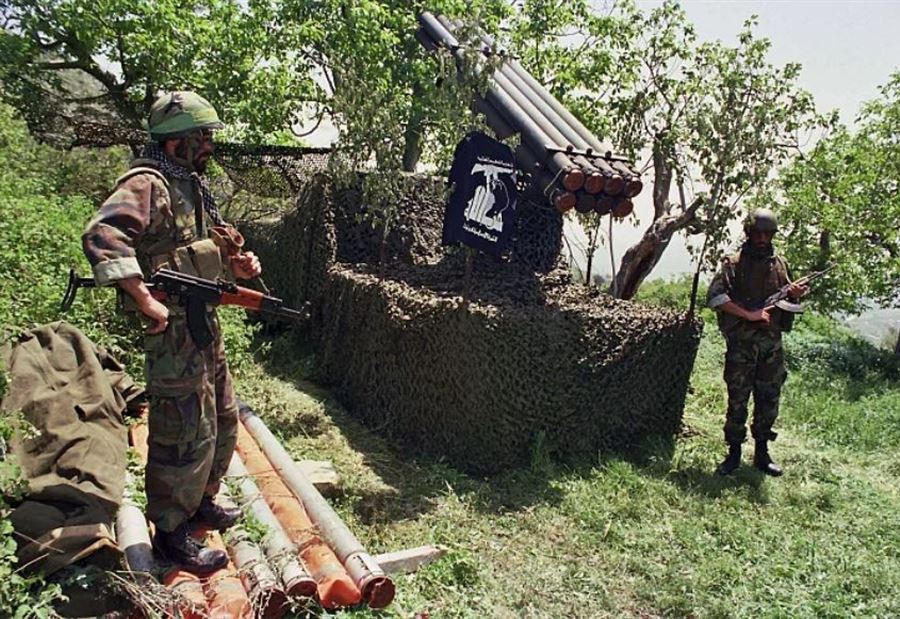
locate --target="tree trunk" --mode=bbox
[610,209,696,299]
[402,120,423,172]
[584,217,602,288]
[895,330,900,356]
[610,136,690,299]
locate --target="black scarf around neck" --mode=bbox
[140,143,224,225]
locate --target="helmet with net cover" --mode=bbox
[147,91,224,140]
[744,208,778,233]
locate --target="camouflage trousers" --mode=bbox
[144,311,238,532]
[722,328,787,444]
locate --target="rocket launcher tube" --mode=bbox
[431,15,638,198]
[491,71,604,193]
[418,12,583,192]
[474,96,517,141]
[215,481,289,619]
[203,531,253,619]
[225,453,318,601]
[484,85,584,191]
[454,18,615,160]
[234,424,362,609]
[239,407,395,609]
[227,533,288,619]
[493,64,606,193]
[117,472,155,577]
[129,422,212,619]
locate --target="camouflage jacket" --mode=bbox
[707,245,794,334]
[82,159,226,308]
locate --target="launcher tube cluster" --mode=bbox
[239,408,396,609]
[225,455,310,604]
[417,12,642,217]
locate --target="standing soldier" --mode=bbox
[707,208,807,477]
[82,91,261,573]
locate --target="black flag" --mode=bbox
[443,132,517,257]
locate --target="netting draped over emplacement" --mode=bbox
[237,163,702,473]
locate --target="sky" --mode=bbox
[646,0,900,128]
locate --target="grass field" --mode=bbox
[232,305,900,619]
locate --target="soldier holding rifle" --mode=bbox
[707,208,810,477]
[82,91,261,573]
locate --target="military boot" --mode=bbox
[716,443,742,476]
[191,495,242,531]
[753,440,783,477]
[154,523,228,574]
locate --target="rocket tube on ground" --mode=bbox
[234,424,362,609]
[226,453,318,601]
[162,569,209,619]
[202,530,253,619]
[117,472,155,577]
[216,480,289,619]
[238,406,395,609]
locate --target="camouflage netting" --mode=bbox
[244,174,702,473]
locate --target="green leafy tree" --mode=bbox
[601,2,821,300]
[0,0,321,143]
[280,0,510,171]
[508,1,821,300]
[274,0,508,262]
[769,73,900,349]
[505,0,633,287]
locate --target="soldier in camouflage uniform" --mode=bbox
[707,208,807,477]
[83,92,261,573]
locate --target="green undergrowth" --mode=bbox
[231,281,900,618]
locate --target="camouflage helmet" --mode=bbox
[147,91,224,140]
[744,208,778,233]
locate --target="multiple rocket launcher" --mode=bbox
[416,12,643,218]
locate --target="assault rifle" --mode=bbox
[761,263,837,313]
[63,268,309,348]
